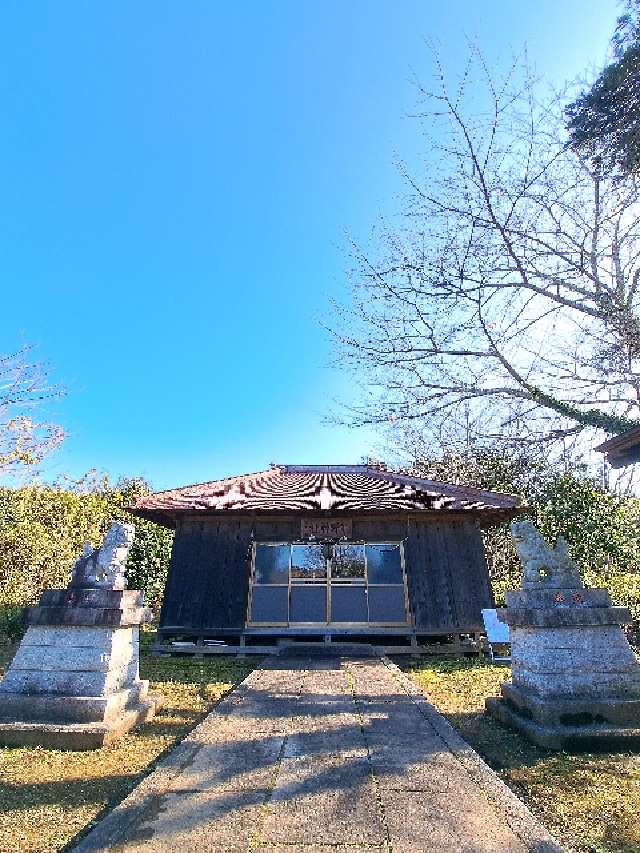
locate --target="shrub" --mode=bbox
[0,476,173,624]
[412,450,640,618]
[0,606,26,643]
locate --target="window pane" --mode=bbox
[330,585,368,622]
[332,543,365,578]
[368,586,406,622]
[254,545,289,584]
[290,586,326,622]
[250,586,289,623]
[366,544,402,584]
[291,544,326,579]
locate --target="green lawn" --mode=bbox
[0,637,255,853]
[402,657,640,853]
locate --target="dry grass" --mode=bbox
[0,636,255,853]
[3,638,640,853]
[402,657,640,853]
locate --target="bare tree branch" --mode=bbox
[0,346,65,476]
[331,51,640,451]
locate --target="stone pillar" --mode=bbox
[485,521,640,750]
[0,523,162,750]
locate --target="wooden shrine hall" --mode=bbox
[129,464,524,655]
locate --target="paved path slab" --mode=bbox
[73,656,563,852]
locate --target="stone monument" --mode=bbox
[0,523,162,750]
[486,520,640,750]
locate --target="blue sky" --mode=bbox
[0,1,618,490]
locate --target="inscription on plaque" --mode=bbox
[301,519,352,539]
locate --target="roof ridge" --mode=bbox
[281,464,379,474]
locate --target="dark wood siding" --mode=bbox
[251,519,299,541]
[404,517,493,632]
[159,517,254,633]
[352,519,407,540]
[159,513,494,634]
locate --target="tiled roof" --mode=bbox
[130,464,523,522]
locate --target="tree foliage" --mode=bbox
[0,476,173,620]
[566,1,640,177]
[334,52,640,452]
[411,448,640,619]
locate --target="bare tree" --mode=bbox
[333,52,640,453]
[0,346,64,476]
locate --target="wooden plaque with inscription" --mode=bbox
[300,518,353,540]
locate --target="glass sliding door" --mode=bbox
[248,543,290,624]
[247,540,409,626]
[365,543,407,623]
[290,544,327,622]
[329,542,367,623]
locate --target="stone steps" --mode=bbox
[277,642,378,657]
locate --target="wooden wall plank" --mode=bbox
[405,518,492,633]
[352,519,407,540]
[252,519,298,541]
[159,518,254,632]
[159,514,494,635]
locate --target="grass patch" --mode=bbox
[401,656,640,853]
[0,635,255,853]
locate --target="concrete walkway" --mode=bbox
[74,656,562,852]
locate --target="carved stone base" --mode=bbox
[0,680,150,724]
[486,694,640,751]
[0,588,161,750]
[0,694,162,750]
[485,585,640,751]
[498,682,640,728]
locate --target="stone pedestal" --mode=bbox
[0,524,162,750]
[486,587,640,750]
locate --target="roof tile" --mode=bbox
[130,464,523,521]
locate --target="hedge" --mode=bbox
[0,477,173,633]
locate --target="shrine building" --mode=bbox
[129,463,523,654]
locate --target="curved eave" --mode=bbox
[127,503,527,529]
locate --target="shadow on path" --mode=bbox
[70,655,563,853]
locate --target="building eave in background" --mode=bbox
[595,425,640,468]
